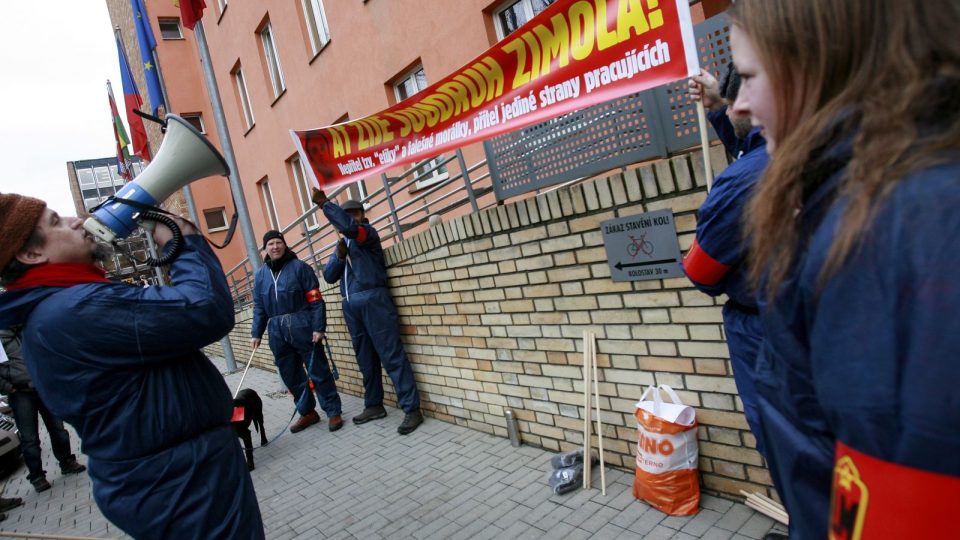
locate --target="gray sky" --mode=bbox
[0,2,123,216]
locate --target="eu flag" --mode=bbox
[132,0,166,115]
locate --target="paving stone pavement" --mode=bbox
[0,358,789,539]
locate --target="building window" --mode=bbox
[158,18,183,39]
[493,0,555,39]
[258,178,280,230]
[218,0,228,16]
[203,207,229,232]
[259,22,286,99]
[232,65,255,130]
[289,156,319,230]
[181,113,205,133]
[302,0,330,56]
[393,66,447,189]
[78,169,96,188]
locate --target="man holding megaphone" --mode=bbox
[0,193,264,539]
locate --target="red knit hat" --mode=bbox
[0,193,47,271]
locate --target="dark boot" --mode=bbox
[290,410,320,433]
[352,405,387,425]
[328,415,344,432]
[31,477,51,493]
[397,409,423,435]
[0,498,22,513]
[60,459,86,475]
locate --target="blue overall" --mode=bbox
[683,108,769,455]
[0,235,264,540]
[756,135,960,538]
[321,202,420,413]
[252,253,341,418]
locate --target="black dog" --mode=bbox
[232,389,267,470]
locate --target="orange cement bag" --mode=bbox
[633,385,700,515]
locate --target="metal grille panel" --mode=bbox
[489,14,733,200]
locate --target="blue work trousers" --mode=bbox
[721,303,766,456]
[343,287,420,412]
[268,314,341,417]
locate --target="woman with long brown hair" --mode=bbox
[728,0,960,538]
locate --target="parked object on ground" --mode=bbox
[633,385,700,516]
[548,464,583,495]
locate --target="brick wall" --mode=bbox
[207,145,775,500]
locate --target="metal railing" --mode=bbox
[224,148,494,310]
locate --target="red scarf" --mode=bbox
[5,263,111,290]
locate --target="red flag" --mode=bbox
[116,37,152,161]
[178,0,206,30]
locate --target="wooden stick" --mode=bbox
[696,101,715,192]
[582,330,592,490]
[233,346,259,399]
[590,331,606,495]
[740,490,790,525]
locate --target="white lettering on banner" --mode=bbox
[584,39,672,94]
[500,92,538,121]
[539,76,582,107]
[473,107,501,133]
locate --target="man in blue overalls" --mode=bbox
[683,65,785,539]
[312,190,423,435]
[251,230,343,433]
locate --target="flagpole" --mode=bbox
[122,9,236,371]
[192,21,261,273]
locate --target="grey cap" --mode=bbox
[342,200,364,212]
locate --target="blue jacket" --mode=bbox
[757,138,960,537]
[321,202,389,299]
[684,108,767,306]
[251,252,325,339]
[0,235,262,539]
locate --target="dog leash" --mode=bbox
[233,346,259,399]
[241,348,320,451]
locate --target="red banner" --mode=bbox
[291,0,698,189]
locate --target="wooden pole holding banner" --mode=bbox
[696,101,715,192]
[589,332,606,495]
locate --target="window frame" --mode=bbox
[492,0,555,40]
[258,178,281,230]
[181,113,205,134]
[203,207,230,232]
[232,65,256,130]
[392,65,449,190]
[289,155,319,230]
[158,18,183,40]
[302,0,331,56]
[259,22,286,99]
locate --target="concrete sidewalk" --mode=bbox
[0,360,786,539]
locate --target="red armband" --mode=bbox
[682,238,731,286]
[830,440,960,539]
[305,289,323,303]
[355,226,368,243]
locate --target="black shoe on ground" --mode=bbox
[290,410,320,433]
[0,498,22,513]
[60,460,87,475]
[352,405,387,425]
[397,409,423,435]
[764,532,789,540]
[31,477,51,493]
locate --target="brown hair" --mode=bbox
[731,0,960,295]
[0,227,46,285]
